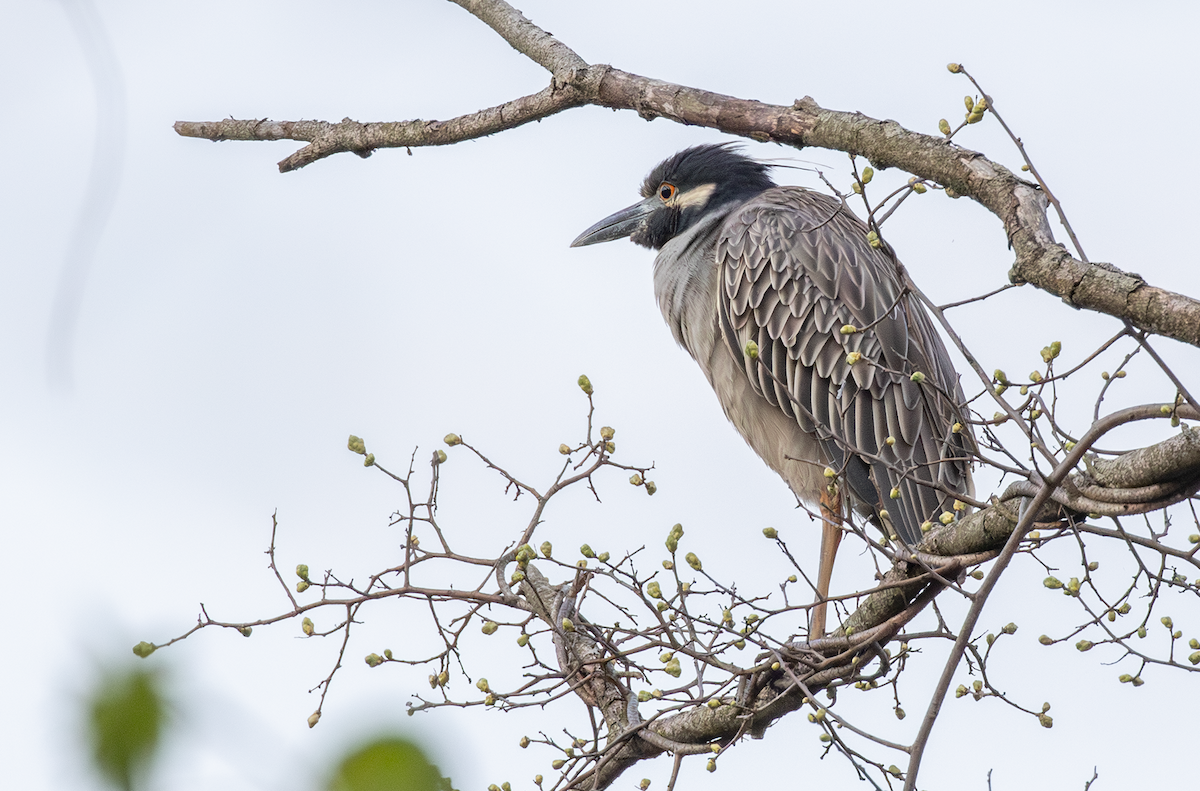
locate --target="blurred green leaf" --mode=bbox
[328,736,453,791]
[87,667,165,791]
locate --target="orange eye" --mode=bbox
[658,183,677,201]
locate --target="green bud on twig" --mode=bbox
[365,653,382,667]
[302,617,315,636]
[132,641,156,658]
[481,621,498,635]
[685,552,702,571]
[347,435,366,455]
[763,527,778,539]
[577,374,593,395]
[666,523,683,552]
[444,433,461,446]
[1040,341,1062,363]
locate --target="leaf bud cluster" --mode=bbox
[665,523,684,553]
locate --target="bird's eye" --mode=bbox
[658,183,677,201]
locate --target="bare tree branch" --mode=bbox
[172,1,1200,349]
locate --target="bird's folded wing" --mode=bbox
[716,187,972,544]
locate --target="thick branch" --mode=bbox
[174,60,1200,347]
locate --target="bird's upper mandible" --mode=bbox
[572,143,974,546]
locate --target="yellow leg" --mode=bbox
[811,486,843,638]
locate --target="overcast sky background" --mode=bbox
[3,1,1199,789]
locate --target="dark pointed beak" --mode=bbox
[569,196,658,247]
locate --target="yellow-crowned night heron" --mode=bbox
[571,144,973,635]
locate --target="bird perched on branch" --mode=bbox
[571,144,974,636]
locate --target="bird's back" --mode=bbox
[665,186,973,545]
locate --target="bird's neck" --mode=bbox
[651,207,729,358]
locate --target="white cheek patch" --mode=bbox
[668,183,716,210]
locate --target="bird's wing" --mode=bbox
[716,187,972,544]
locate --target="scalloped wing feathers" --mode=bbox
[716,187,972,544]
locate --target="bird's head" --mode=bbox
[570,144,776,250]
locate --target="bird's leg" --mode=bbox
[811,485,843,638]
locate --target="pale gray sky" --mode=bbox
[3,1,1198,789]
